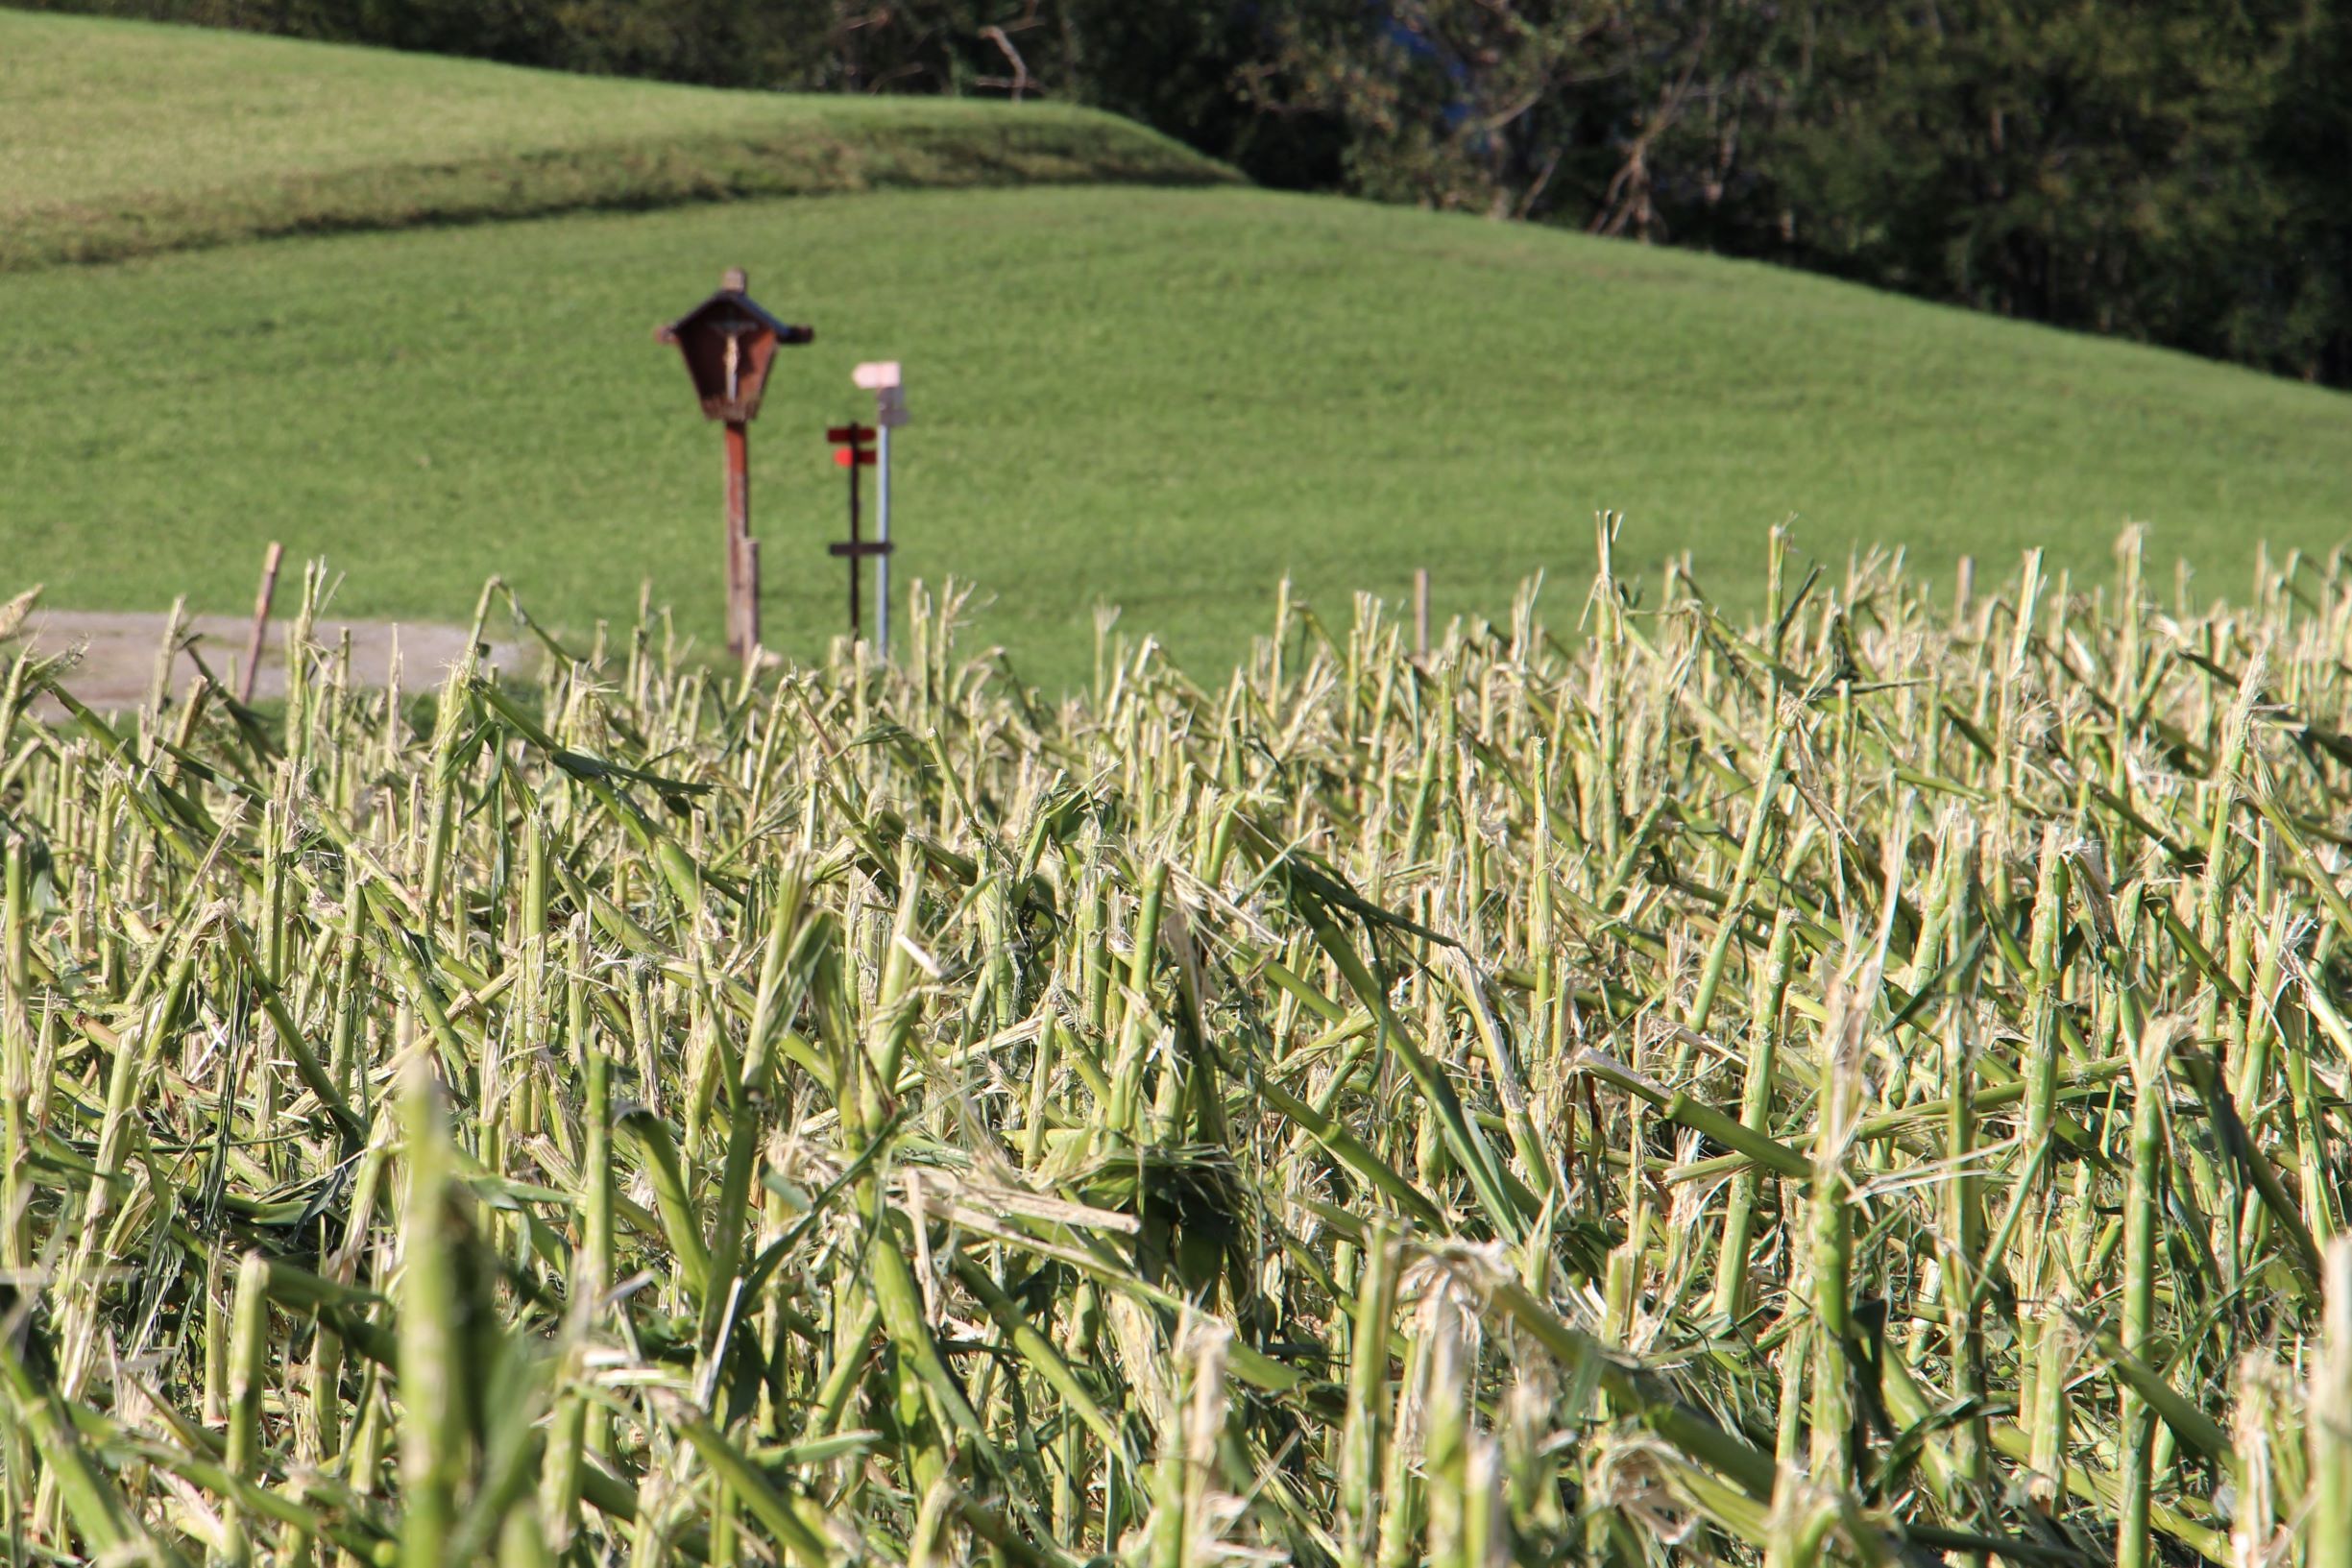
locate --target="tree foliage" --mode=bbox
[31,0,2352,384]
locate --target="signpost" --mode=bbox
[851,362,909,658]
[656,269,813,658]
[825,423,886,643]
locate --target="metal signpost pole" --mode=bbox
[826,423,884,645]
[852,362,908,661]
[875,421,890,659]
[847,430,862,639]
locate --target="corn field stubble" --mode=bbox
[5,525,2352,1565]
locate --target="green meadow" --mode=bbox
[4,9,2348,685]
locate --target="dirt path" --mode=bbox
[17,609,518,711]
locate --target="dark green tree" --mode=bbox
[1757,0,2319,371]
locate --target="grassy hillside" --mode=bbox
[0,10,1230,268]
[7,181,2350,683]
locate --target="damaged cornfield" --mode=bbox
[8,524,2352,1566]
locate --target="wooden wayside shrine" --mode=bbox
[656,268,813,657]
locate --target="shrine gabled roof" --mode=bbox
[657,289,812,345]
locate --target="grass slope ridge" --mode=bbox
[0,9,1233,269]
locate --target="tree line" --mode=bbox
[39,0,2352,386]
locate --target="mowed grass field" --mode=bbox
[4,12,2350,684]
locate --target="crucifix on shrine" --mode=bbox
[656,268,813,658]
